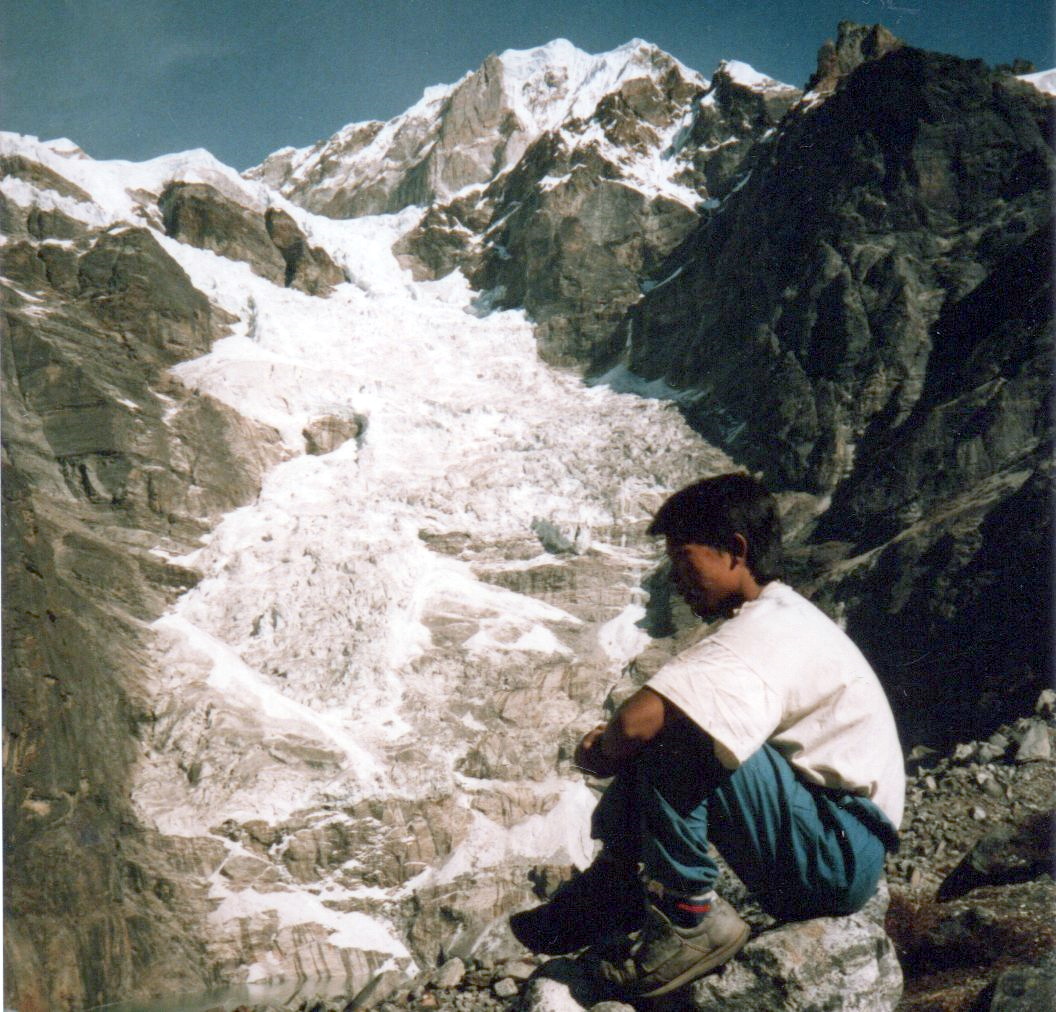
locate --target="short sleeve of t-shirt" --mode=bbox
[646,638,782,770]
[640,582,906,829]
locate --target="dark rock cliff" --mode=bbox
[2,185,287,1008]
[682,59,802,199]
[596,25,1055,741]
[395,59,798,366]
[159,182,345,295]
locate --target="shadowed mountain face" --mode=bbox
[590,25,1054,742]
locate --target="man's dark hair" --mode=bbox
[647,473,783,583]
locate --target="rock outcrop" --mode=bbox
[265,206,347,294]
[159,182,345,294]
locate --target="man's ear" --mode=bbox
[731,533,749,566]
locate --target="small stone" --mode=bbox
[924,775,938,792]
[971,805,988,821]
[351,970,406,1010]
[493,978,520,998]
[1035,688,1056,717]
[981,776,1005,800]
[953,742,976,762]
[434,956,466,989]
[1014,721,1051,763]
[906,744,938,769]
[500,960,536,981]
[909,866,924,888]
[976,742,1005,763]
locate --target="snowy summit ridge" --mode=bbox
[246,38,780,218]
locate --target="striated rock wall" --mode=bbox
[2,179,288,1008]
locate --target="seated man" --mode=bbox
[510,473,904,998]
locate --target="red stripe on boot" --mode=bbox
[675,901,712,914]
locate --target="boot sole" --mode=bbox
[639,922,751,998]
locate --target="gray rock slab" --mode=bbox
[685,903,902,1011]
[433,956,467,989]
[987,950,1056,1011]
[518,885,901,1011]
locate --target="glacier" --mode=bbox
[0,125,735,989]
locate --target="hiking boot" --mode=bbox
[588,892,749,997]
[509,855,646,954]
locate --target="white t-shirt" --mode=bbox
[646,580,905,828]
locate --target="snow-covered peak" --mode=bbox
[1019,67,1056,95]
[715,59,798,94]
[246,38,708,217]
[500,36,705,129]
[0,131,320,238]
[495,37,585,76]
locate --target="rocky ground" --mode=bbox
[884,693,1055,1012]
[209,693,1054,1012]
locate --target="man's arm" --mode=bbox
[574,687,668,777]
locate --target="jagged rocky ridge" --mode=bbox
[3,24,1054,1012]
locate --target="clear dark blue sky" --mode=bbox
[3,1,1053,171]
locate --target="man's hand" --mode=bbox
[573,688,669,778]
[574,723,622,777]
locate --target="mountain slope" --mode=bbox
[248,39,709,217]
[4,24,1054,1010]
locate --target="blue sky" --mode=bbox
[3,1,1053,171]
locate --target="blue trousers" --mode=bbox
[591,720,896,921]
